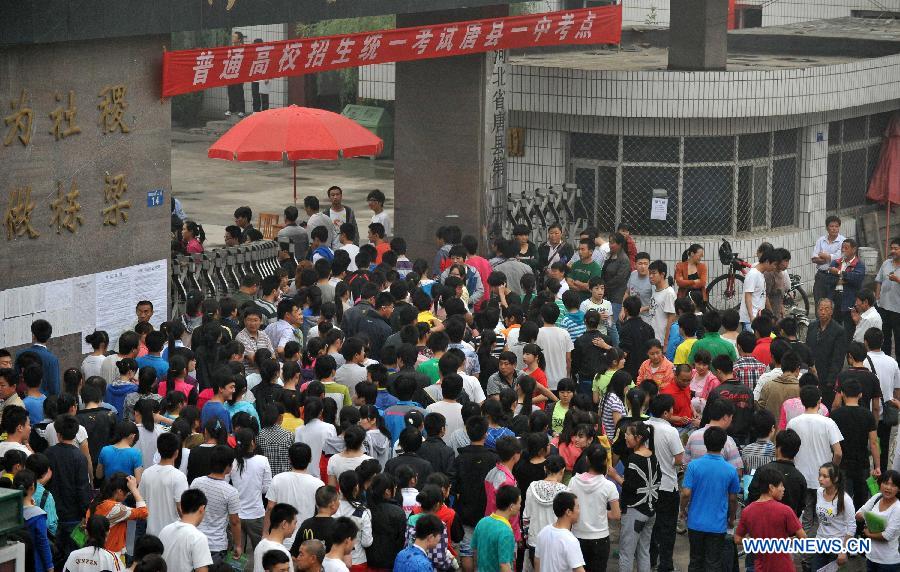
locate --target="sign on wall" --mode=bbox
[162,6,622,97]
[1,260,167,353]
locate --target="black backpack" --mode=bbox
[29,421,51,454]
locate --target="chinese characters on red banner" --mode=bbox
[162,6,622,97]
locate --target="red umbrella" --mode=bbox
[866,114,900,254]
[208,105,384,203]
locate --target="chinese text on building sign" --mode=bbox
[161,6,622,97]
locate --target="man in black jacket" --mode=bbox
[806,298,847,405]
[76,384,117,471]
[357,292,395,361]
[601,232,632,329]
[619,295,655,379]
[418,412,456,479]
[704,355,755,446]
[385,427,433,485]
[341,282,380,338]
[451,415,499,571]
[572,309,613,395]
[46,414,92,558]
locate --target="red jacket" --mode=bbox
[752,337,773,367]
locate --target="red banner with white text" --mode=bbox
[161,6,622,97]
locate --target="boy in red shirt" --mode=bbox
[735,464,805,572]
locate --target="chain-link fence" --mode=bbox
[565,130,804,238]
[826,112,892,212]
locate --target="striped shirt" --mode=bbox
[190,475,241,551]
[559,313,586,343]
[741,439,775,475]
[599,393,626,437]
[684,425,744,473]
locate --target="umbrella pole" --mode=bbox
[887,200,892,256]
[293,161,297,205]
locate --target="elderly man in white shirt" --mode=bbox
[852,289,883,343]
[812,215,845,306]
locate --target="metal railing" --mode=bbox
[169,240,289,317]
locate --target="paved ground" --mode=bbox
[172,128,395,248]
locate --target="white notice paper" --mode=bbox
[3,285,46,318]
[96,268,136,352]
[651,197,669,221]
[134,261,168,330]
[73,275,97,353]
[44,279,74,312]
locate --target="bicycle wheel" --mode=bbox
[706,274,745,313]
[783,286,810,319]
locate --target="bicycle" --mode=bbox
[705,239,810,322]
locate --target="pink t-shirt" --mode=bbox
[690,370,718,397]
[778,398,829,430]
[185,238,204,254]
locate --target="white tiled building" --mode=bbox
[621,0,900,27]
[503,18,899,289]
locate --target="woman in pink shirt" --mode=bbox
[690,349,719,416]
[778,372,829,429]
[181,220,205,254]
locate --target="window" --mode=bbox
[826,114,890,211]
[568,129,800,237]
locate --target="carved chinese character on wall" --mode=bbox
[49,90,82,141]
[50,180,83,234]
[98,84,131,134]
[3,90,33,147]
[102,173,130,226]
[4,186,40,240]
[208,0,237,10]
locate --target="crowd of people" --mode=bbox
[6,198,900,572]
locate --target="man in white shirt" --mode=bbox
[852,289,883,343]
[337,223,361,271]
[265,299,303,357]
[786,385,843,536]
[535,491,586,572]
[191,445,243,564]
[753,339,790,400]
[254,503,297,572]
[265,443,325,550]
[140,432,188,535]
[366,189,391,237]
[536,304,574,391]
[0,405,32,457]
[304,195,336,248]
[740,250,777,329]
[865,327,900,473]
[646,396,685,572]
[811,215,845,307]
[159,489,214,572]
[426,374,465,442]
[647,260,676,347]
[334,338,368,399]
